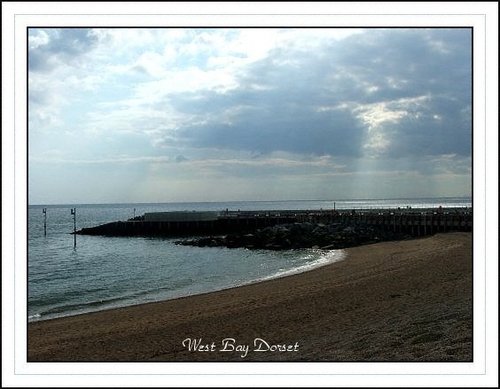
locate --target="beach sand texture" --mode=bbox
[28,232,472,361]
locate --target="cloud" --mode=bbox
[28,28,472,203]
[147,28,471,161]
[30,28,470,159]
[28,28,100,72]
[29,155,172,165]
[28,29,108,136]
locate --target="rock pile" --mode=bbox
[175,222,411,250]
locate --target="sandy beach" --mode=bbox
[28,232,472,362]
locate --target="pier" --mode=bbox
[76,208,472,238]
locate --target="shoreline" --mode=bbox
[28,247,347,324]
[28,232,472,362]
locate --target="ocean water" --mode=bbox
[28,197,471,322]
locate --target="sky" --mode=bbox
[28,28,472,205]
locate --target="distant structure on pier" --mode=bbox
[143,211,219,222]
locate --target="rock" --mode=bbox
[175,220,409,251]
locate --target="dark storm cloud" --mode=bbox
[382,96,471,158]
[333,29,471,99]
[167,28,471,159]
[179,102,364,156]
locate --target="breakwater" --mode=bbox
[76,208,472,238]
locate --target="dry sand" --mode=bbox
[28,232,472,362]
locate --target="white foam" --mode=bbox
[28,313,42,321]
[257,249,347,283]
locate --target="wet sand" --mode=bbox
[28,232,472,361]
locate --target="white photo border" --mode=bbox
[2,2,498,387]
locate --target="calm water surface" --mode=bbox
[28,197,471,321]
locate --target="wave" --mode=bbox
[28,313,41,321]
[28,250,345,323]
[28,278,195,322]
[256,249,346,283]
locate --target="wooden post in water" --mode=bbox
[43,207,47,236]
[71,208,76,249]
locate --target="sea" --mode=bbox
[28,197,471,322]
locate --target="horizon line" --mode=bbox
[28,195,472,208]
